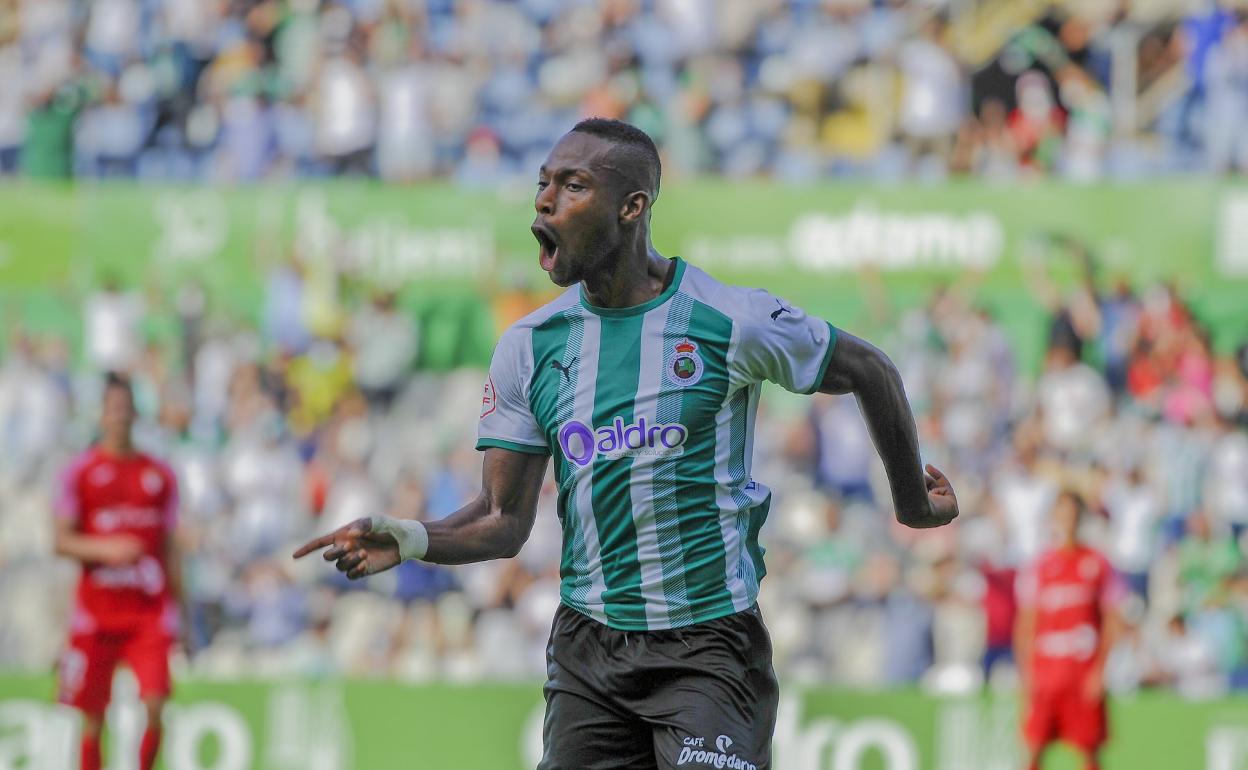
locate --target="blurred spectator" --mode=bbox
[226,560,307,650]
[312,40,376,176]
[1153,614,1226,699]
[319,401,383,533]
[810,395,875,503]
[1205,12,1248,173]
[1190,590,1246,685]
[1098,277,1141,395]
[1059,71,1112,181]
[349,291,417,411]
[1205,413,1248,537]
[896,14,963,177]
[995,439,1058,566]
[0,333,68,485]
[376,44,435,182]
[1176,0,1238,151]
[1103,466,1161,599]
[0,45,22,173]
[221,409,306,558]
[83,278,143,372]
[1036,342,1110,454]
[1178,510,1242,614]
[263,253,313,355]
[23,55,93,179]
[388,470,456,609]
[83,0,139,77]
[76,78,148,177]
[950,96,1019,180]
[978,552,1017,684]
[795,497,864,612]
[875,554,935,685]
[1009,72,1066,175]
[286,338,353,436]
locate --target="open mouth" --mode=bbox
[532,224,559,273]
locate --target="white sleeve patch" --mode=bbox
[477,327,548,451]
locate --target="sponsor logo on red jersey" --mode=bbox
[1019,546,1124,689]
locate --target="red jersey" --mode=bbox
[980,563,1017,649]
[1017,545,1124,692]
[55,447,179,634]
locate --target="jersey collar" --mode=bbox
[578,257,685,318]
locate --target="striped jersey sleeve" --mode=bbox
[731,288,837,395]
[476,326,550,455]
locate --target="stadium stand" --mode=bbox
[1,0,1247,182]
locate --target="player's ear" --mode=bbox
[619,191,649,226]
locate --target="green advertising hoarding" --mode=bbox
[2,183,1247,370]
[2,674,1247,770]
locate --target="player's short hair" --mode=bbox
[570,118,662,201]
[103,372,134,401]
[1057,489,1085,515]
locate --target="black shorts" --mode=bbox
[537,603,779,770]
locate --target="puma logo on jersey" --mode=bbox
[550,358,576,382]
[770,300,792,321]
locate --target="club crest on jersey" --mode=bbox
[89,464,116,486]
[666,338,704,387]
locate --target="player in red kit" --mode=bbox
[53,373,182,770]
[1014,491,1126,770]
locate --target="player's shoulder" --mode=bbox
[510,287,582,331]
[139,452,176,475]
[1078,544,1110,560]
[133,452,178,485]
[678,261,787,326]
[490,287,580,367]
[1078,546,1113,576]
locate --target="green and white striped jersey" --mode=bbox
[476,258,837,631]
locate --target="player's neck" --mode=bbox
[580,240,672,309]
[98,436,135,458]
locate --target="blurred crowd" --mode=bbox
[1,248,1247,698]
[2,0,1248,184]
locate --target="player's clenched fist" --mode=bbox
[293,518,402,579]
[922,463,959,526]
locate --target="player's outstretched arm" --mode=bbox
[293,447,549,578]
[817,330,958,529]
[53,517,145,566]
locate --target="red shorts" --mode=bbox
[58,622,173,716]
[1023,685,1108,752]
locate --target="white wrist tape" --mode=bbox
[369,516,429,562]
